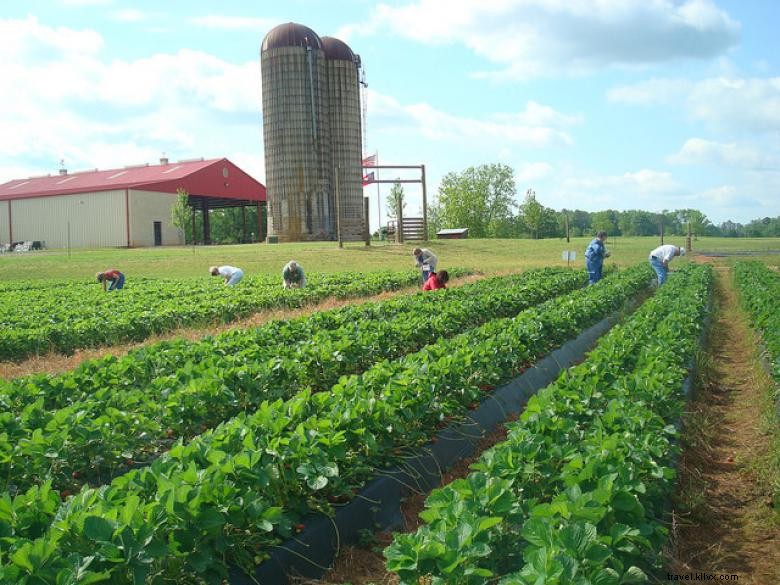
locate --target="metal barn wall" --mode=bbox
[10,190,126,248]
[327,57,364,241]
[0,201,9,245]
[129,190,183,247]
[262,45,331,241]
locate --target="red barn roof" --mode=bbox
[0,158,266,202]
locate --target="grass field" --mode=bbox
[1,236,778,282]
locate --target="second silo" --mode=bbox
[322,36,364,241]
[261,22,364,242]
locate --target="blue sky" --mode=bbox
[1,0,778,231]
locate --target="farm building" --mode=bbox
[261,22,365,242]
[0,158,266,249]
[437,228,469,240]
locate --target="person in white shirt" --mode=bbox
[210,265,244,286]
[413,247,438,284]
[648,244,685,286]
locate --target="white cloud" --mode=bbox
[113,9,146,23]
[0,15,103,60]
[607,78,692,105]
[0,17,263,182]
[351,0,739,78]
[366,89,579,148]
[699,184,740,205]
[688,77,780,132]
[61,0,111,5]
[610,75,780,134]
[563,169,679,194]
[669,138,778,170]
[551,169,684,211]
[191,15,278,31]
[515,162,553,185]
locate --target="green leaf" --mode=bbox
[197,508,225,530]
[84,516,115,542]
[11,544,34,572]
[620,566,647,584]
[477,516,503,533]
[307,475,328,490]
[593,567,620,585]
[522,518,553,548]
[612,491,638,512]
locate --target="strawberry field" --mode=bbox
[0,270,442,361]
[7,261,770,585]
[734,261,780,385]
[386,263,713,584]
[0,264,661,584]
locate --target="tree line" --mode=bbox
[418,163,779,239]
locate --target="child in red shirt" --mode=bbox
[422,270,449,291]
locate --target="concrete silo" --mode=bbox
[322,36,364,241]
[260,23,364,242]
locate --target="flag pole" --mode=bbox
[375,151,381,236]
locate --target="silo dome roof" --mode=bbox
[321,36,355,61]
[262,22,323,51]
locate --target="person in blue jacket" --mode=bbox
[584,231,610,285]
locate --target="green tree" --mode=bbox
[433,163,517,238]
[590,210,619,236]
[209,207,259,244]
[386,180,406,219]
[675,209,712,239]
[170,189,193,244]
[519,189,559,239]
[617,210,658,236]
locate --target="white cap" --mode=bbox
[679,247,686,256]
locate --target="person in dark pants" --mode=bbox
[413,247,438,284]
[584,231,610,285]
[282,260,306,289]
[96,269,125,291]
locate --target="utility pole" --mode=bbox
[396,196,404,244]
[335,166,343,248]
[363,197,370,246]
[421,164,428,241]
[686,222,692,252]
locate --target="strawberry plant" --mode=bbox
[0,265,651,584]
[1,268,586,495]
[0,270,452,361]
[733,261,780,385]
[385,264,712,584]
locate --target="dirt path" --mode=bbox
[290,421,513,585]
[667,267,780,583]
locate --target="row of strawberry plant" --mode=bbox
[0,270,438,361]
[733,261,780,384]
[385,264,712,584]
[0,265,652,584]
[1,269,588,495]
[0,267,577,413]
